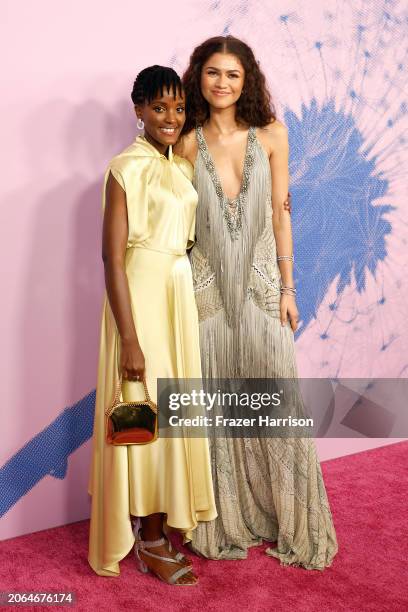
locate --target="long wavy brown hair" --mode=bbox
[181,35,276,134]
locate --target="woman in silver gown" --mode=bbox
[175,36,338,569]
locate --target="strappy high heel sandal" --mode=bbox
[132,520,196,585]
[132,518,193,569]
[134,537,198,585]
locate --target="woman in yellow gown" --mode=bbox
[87,66,216,584]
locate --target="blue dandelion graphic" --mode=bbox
[286,99,394,337]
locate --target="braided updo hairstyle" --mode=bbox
[131,65,183,106]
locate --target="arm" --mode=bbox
[102,172,145,380]
[268,122,299,332]
[174,130,198,166]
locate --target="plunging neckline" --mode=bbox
[195,125,257,240]
[196,126,255,203]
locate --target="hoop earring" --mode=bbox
[137,118,144,130]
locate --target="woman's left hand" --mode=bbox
[280,294,299,332]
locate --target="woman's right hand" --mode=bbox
[120,338,146,381]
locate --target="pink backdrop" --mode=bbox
[1,0,406,540]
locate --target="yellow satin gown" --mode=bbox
[88,136,217,577]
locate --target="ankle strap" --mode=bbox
[136,547,180,564]
[134,536,167,551]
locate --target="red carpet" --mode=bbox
[1,441,407,611]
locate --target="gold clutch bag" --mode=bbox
[105,376,158,446]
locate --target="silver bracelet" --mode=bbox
[280,286,296,294]
[277,255,294,262]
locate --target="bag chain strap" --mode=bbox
[105,375,155,417]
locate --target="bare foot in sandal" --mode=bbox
[133,517,193,570]
[135,537,197,585]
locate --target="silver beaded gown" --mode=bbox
[188,126,338,569]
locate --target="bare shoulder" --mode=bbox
[256,120,288,156]
[174,129,198,166]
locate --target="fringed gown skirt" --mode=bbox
[188,126,338,569]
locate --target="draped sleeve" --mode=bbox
[103,154,151,248]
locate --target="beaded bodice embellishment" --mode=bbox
[193,125,270,327]
[195,126,257,240]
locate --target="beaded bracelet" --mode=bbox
[277,254,294,262]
